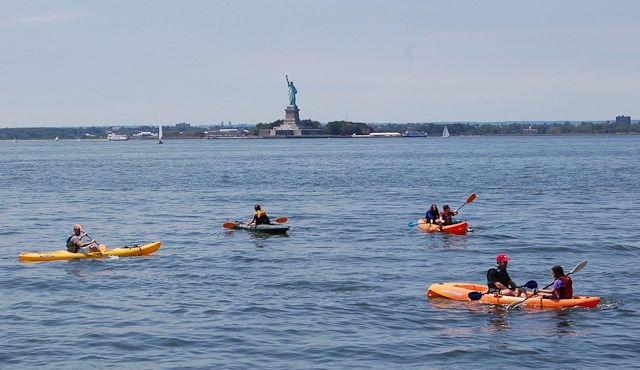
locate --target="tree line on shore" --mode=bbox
[2,120,638,140]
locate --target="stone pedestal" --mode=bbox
[269,105,302,136]
[284,106,301,128]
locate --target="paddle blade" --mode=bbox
[506,301,523,310]
[570,260,588,275]
[223,222,237,229]
[98,244,107,252]
[466,193,477,204]
[275,217,288,223]
[468,292,484,301]
[408,221,419,228]
[524,280,538,289]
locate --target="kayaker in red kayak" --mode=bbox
[66,224,100,253]
[487,254,527,297]
[542,265,573,299]
[437,205,458,230]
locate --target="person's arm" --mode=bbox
[248,212,258,225]
[544,280,563,297]
[75,238,94,249]
[80,236,95,248]
[488,270,509,290]
[509,279,527,296]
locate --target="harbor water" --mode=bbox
[1,135,639,369]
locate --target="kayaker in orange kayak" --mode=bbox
[542,265,573,299]
[487,254,527,297]
[425,204,440,225]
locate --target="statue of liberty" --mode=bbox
[286,75,297,107]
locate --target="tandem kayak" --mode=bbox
[18,241,161,262]
[225,221,289,234]
[427,282,600,309]
[417,219,470,234]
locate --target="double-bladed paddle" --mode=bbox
[468,280,538,301]
[223,217,288,229]
[506,260,588,310]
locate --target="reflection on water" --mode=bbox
[486,306,510,333]
[422,233,472,250]
[223,229,290,248]
[553,310,574,335]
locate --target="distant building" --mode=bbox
[176,123,191,131]
[523,126,538,134]
[616,115,631,124]
[206,128,247,138]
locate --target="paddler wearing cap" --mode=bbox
[486,253,526,297]
[66,224,100,253]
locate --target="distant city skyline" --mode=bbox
[1,0,639,128]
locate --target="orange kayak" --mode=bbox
[427,282,600,309]
[417,219,469,234]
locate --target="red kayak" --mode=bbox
[417,218,469,234]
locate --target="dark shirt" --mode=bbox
[487,267,512,291]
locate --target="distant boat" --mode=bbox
[442,126,450,138]
[54,136,59,141]
[107,133,129,141]
[157,123,163,144]
[403,131,427,137]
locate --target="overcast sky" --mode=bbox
[1,0,638,127]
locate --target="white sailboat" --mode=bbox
[157,123,163,144]
[442,126,450,138]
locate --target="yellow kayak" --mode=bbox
[18,241,161,262]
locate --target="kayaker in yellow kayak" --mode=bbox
[66,224,100,253]
[248,204,271,225]
[487,254,527,297]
